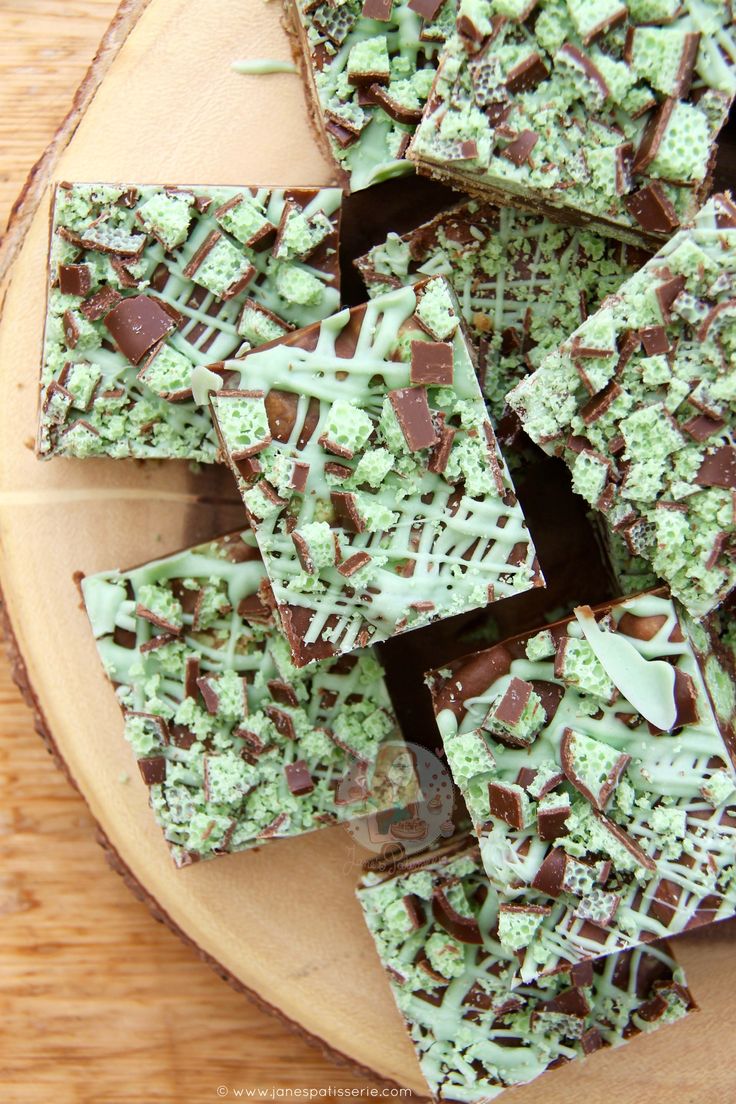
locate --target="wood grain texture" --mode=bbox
[1,4,736,1104]
[0,3,373,1100]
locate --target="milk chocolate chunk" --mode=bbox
[537,802,571,841]
[408,0,444,18]
[499,130,539,166]
[531,848,567,897]
[80,285,122,322]
[624,184,679,235]
[138,756,167,786]
[285,759,315,796]
[362,0,392,18]
[432,886,483,943]
[695,445,736,490]
[388,386,438,450]
[410,341,454,386]
[632,98,676,175]
[427,589,736,982]
[488,781,526,829]
[368,84,424,124]
[38,183,343,461]
[640,325,670,356]
[58,263,92,297]
[82,531,408,867]
[505,53,548,93]
[211,277,540,667]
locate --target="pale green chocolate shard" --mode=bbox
[357,838,696,1102]
[288,0,454,193]
[209,276,543,668]
[426,590,736,983]
[81,531,410,867]
[38,183,342,461]
[355,200,643,420]
[508,193,736,618]
[408,3,736,248]
[231,58,298,74]
[575,604,676,729]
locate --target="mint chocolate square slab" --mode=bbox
[38,183,342,461]
[358,837,696,1102]
[208,276,543,668]
[82,531,411,867]
[408,0,736,248]
[426,590,736,982]
[285,0,455,193]
[508,193,736,618]
[355,199,647,420]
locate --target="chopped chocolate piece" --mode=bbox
[537,802,571,842]
[79,285,122,322]
[138,756,167,786]
[58,263,92,297]
[362,0,392,18]
[531,848,568,897]
[408,0,444,18]
[388,386,438,450]
[488,781,526,829]
[499,130,538,166]
[82,531,407,867]
[284,759,315,796]
[625,184,679,235]
[338,551,373,577]
[505,53,548,94]
[369,84,424,124]
[432,886,483,944]
[695,446,736,490]
[410,340,454,386]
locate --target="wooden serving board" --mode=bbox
[1,0,735,1096]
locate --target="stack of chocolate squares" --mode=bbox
[36,0,736,1095]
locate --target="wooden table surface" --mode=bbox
[0,4,375,1101]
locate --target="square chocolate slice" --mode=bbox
[355,199,648,420]
[408,1,736,248]
[39,183,342,460]
[508,193,736,617]
[209,276,543,667]
[82,531,413,866]
[426,590,736,982]
[358,836,696,1102]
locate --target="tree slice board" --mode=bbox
[0,0,735,1096]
